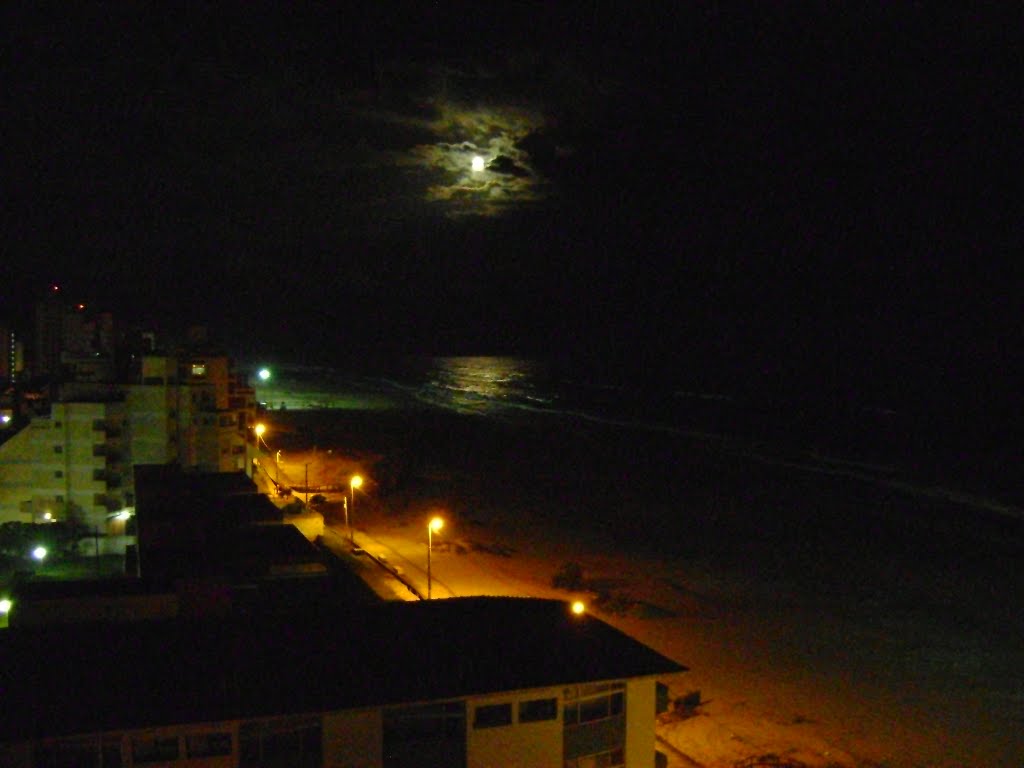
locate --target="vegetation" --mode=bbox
[0,521,89,561]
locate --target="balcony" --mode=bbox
[92,493,122,512]
[92,469,122,488]
[92,445,123,462]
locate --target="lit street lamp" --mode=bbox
[427,516,444,599]
[31,546,47,562]
[348,475,363,544]
[254,423,267,450]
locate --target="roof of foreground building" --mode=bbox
[0,597,684,741]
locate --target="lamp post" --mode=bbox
[427,516,444,599]
[275,450,281,485]
[349,475,363,544]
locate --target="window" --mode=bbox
[186,731,232,758]
[520,697,558,723]
[132,736,179,763]
[239,717,321,768]
[54,470,63,478]
[563,684,625,725]
[54,421,62,428]
[191,362,207,377]
[54,445,63,453]
[382,702,466,768]
[35,739,98,767]
[473,703,512,729]
[101,737,123,768]
[563,682,627,764]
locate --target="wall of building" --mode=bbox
[323,708,383,768]
[624,677,657,768]
[0,419,49,523]
[0,402,128,530]
[0,677,664,768]
[125,385,178,466]
[466,686,562,768]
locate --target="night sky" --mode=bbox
[2,5,1019,412]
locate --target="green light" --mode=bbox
[258,368,271,381]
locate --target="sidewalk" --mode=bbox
[327,520,556,604]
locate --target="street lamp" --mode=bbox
[349,475,363,543]
[31,546,47,562]
[427,516,444,599]
[254,423,267,450]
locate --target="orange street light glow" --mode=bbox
[429,516,444,533]
[351,475,363,490]
[571,601,586,615]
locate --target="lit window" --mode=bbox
[191,362,207,377]
[473,703,512,729]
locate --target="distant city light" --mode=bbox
[31,546,47,561]
[42,512,52,521]
[471,155,485,172]
[0,598,11,614]
[1,414,10,424]
[258,367,271,381]
[571,601,586,615]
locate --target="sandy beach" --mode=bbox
[257,401,1024,767]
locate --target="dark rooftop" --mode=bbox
[0,597,685,741]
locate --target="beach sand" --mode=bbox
[258,402,1024,767]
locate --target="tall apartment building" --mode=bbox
[32,287,116,383]
[0,353,254,535]
[0,325,22,386]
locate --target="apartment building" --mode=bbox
[0,354,255,531]
[0,400,129,540]
[0,597,685,768]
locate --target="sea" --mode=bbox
[250,355,1022,521]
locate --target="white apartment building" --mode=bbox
[0,354,254,537]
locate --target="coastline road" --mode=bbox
[323,521,556,603]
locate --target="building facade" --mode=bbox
[0,354,254,529]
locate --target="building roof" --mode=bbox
[0,597,685,741]
[134,464,258,512]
